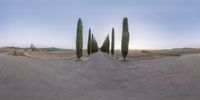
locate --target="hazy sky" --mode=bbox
[1,0,200,49]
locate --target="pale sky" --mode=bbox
[1,0,200,49]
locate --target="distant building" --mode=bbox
[30,44,35,49]
[26,44,39,51]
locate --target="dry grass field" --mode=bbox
[24,50,89,60]
[0,48,10,53]
[114,48,200,60]
[2,47,89,60]
[2,47,200,61]
[24,51,75,60]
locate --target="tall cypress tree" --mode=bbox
[106,34,110,54]
[87,28,91,56]
[91,34,94,53]
[121,17,130,60]
[111,28,115,56]
[76,18,83,59]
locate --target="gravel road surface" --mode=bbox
[0,52,200,100]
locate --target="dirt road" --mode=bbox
[0,52,200,100]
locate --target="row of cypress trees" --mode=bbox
[92,36,99,53]
[100,34,110,54]
[76,18,99,59]
[100,28,115,56]
[87,29,99,56]
[100,17,129,60]
[76,17,129,60]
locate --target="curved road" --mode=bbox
[0,52,200,100]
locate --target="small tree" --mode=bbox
[121,17,130,60]
[111,28,115,56]
[76,18,83,59]
[87,28,92,56]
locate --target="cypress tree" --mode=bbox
[121,17,130,60]
[76,18,83,59]
[91,34,94,53]
[94,37,96,52]
[107,34,110,54]
[111,28,115,56]
[87,28,91,56]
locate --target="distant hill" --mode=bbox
[4,46,24,50]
